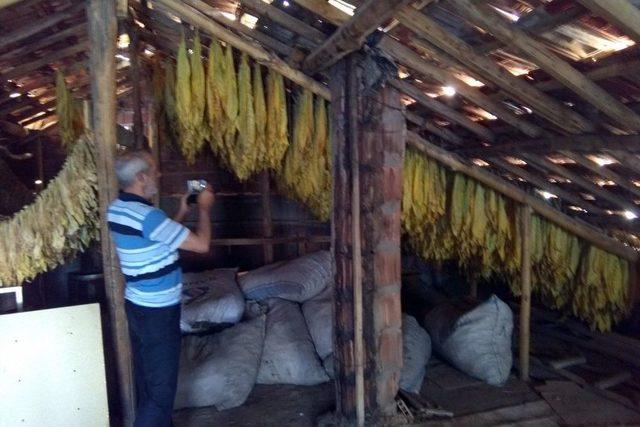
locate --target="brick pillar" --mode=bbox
[330,52,405,424]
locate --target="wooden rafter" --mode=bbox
[405,111,463,146]
[0,23,86,64]
[535,58,640,92]
[395,7,595,134]
[576,0,640,44]
[0,1,84,48]
[390,78,495,142]
[0,41,88,82]
[522,153,640,215]
[302,0,412,73]
[450,0,640,132]
[456,134,640,156]
[490,157,604,214]
[561,151,640,199]
[240,0,327,46]
[154,0,330,99]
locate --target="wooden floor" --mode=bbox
[172,357,640,426]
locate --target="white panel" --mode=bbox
[0,304,109,427]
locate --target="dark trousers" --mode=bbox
[125,300,181,427]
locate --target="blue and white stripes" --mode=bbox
[108,192,189,307]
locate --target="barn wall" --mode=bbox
[158,141,330,272]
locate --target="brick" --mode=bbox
[377,328,403,368]
[374,250,401,287]
[374,292,402,331]
[382,165,403,201]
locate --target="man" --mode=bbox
[107,150,214,427]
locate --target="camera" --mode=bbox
[186,179,207,204]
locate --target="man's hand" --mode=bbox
[173,193,191,223]
[197,185,215,211]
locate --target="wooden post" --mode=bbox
[86,0,135,425]
[260,171,274,264]
[519,205,532,382]
[127,21,145,150]
[148,95,160,207]
[331,51,405,425]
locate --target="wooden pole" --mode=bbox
[347,55,366,427]
[86,0,135,425]
[128,22,145,150]
[260,171,274,264]
[148,95,160,207]
[519,205,532,381]
[407,131,639,262]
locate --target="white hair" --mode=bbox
[114,151,151,189]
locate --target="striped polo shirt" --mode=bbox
[107,192,189,307]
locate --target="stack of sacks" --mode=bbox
[301,284,432,393]
[422,295,513,386]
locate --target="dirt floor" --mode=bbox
[172,356,640,427]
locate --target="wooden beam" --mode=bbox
[577,0,640,43]
[0,41,89,82]
[294,0,350,26]
[0,1,84,48]
[450,0,640,132]
[381,38,543,138]
[456,134,640,156]
[490,157,603,214]
[178,0,295,57]
[406,131,638,261]
[0,23,86,64]
[240,0,327,46]
[155,0,330,99]
[477,4,586,54]
[535,58,640,92]
[390,78,495,142]
[86,0,135,425]
[560,151,640,199]
[405,111,463,146]
[303,0,412,73]
[519,204,532,382]
[395,7,595,134]
[522,154,640,214]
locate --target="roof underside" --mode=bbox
[1,0,640,245]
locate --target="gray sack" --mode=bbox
[257,299,329,385]
[239,251,331,302]
[174,315,266,410]
[423,294,513,386]
[181,268,245,333]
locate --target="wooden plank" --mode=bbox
[380,37,543,138]
[490,157,603,214]
[0,41,89,82]
[260,171,274,264]
[577,0,640,43]
[522,154,640,214]
[294,0,350,26]
[0,1,84,47]
[395,9,594,135]
[535,58,640,92]
[560,151,640,199]
[456,134,640,155]
[390,79,496,142]
[450,0,640,132]
[405,111,464,146]
[0,23,86,64]
[303,0,412,73]
[240,0,327,46]
[519,205,532,381]
[406,131,638,261]
[155,0,330,99]
[86,0,135,425]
